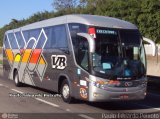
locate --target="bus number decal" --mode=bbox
[51,55,67,69]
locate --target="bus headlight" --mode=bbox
[92,81,105,89]
[96,83,100,88]
[92,80,120,89]
[92,81,108,89]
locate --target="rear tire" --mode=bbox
[61,79,73,103]
[14,70,21,87]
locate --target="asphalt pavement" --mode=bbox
[0,74,160,119]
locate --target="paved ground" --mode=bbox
[0,74,160,119]
[147,56,160,77]
[0,61,160,119]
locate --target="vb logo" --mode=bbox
[51,55,67,69]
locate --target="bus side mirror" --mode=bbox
[77,33,95,53]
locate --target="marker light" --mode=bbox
[88,27,96,38]
[92,80,120,89]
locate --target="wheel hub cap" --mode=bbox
[62,84,69,99]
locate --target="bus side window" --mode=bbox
[140,44,146,69]
[54,25,68,48]
[29,29,40,40]
[76,36,89,70]
[23,31,30,43]
[29,29,42,49]
[44,25,68,49]
[15,32,25,49]
[4,35,10,49]
[44,27,54,49]
[8,33,18,49]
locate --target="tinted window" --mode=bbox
[4,35,10,48]
[23,29,41,48]
[28,29,41,40]
[96,28,118,45]
[69,23,87,48]
[15,32,25,49]
[69,23,87,46]
[8,33,18,49]
[36,30,47,48]
[120,30,141,46]
[23,31,29,43]
[27,40,35,49]
[55,25,68,48]
[44,25,68,49]
[29,29,41,48]
[94,27,119,67]
[69,23,87,34]
[76,36,89,71]
[44,26,56,48]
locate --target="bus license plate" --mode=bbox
[120,95,129,99]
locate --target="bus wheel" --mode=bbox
[61,80,73,103]
[14,70,21,87]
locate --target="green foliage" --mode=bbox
[52,0,78,11]
[0,0,160,46]
[80,0,160,43]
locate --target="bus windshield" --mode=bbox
[92,27,146,80]
[69,24,146,80]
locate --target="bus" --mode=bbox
[3,14,147,103]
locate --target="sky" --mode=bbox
[0,0,53,28]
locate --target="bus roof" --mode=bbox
[6,14,138,33]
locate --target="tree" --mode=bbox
[52,0,79,11]
[137,0,160,43]
[0,0,160,46]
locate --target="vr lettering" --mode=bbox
[51,55,67,69]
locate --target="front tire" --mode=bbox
[61,80,73,103]
[14,70,21,87]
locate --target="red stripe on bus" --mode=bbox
[29,49,42,64]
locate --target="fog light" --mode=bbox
[101,85,104,89]
[144,92,147,96]
[96,83,100,88]
[93,92,100,97]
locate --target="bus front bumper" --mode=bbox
[88,84,147,102]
